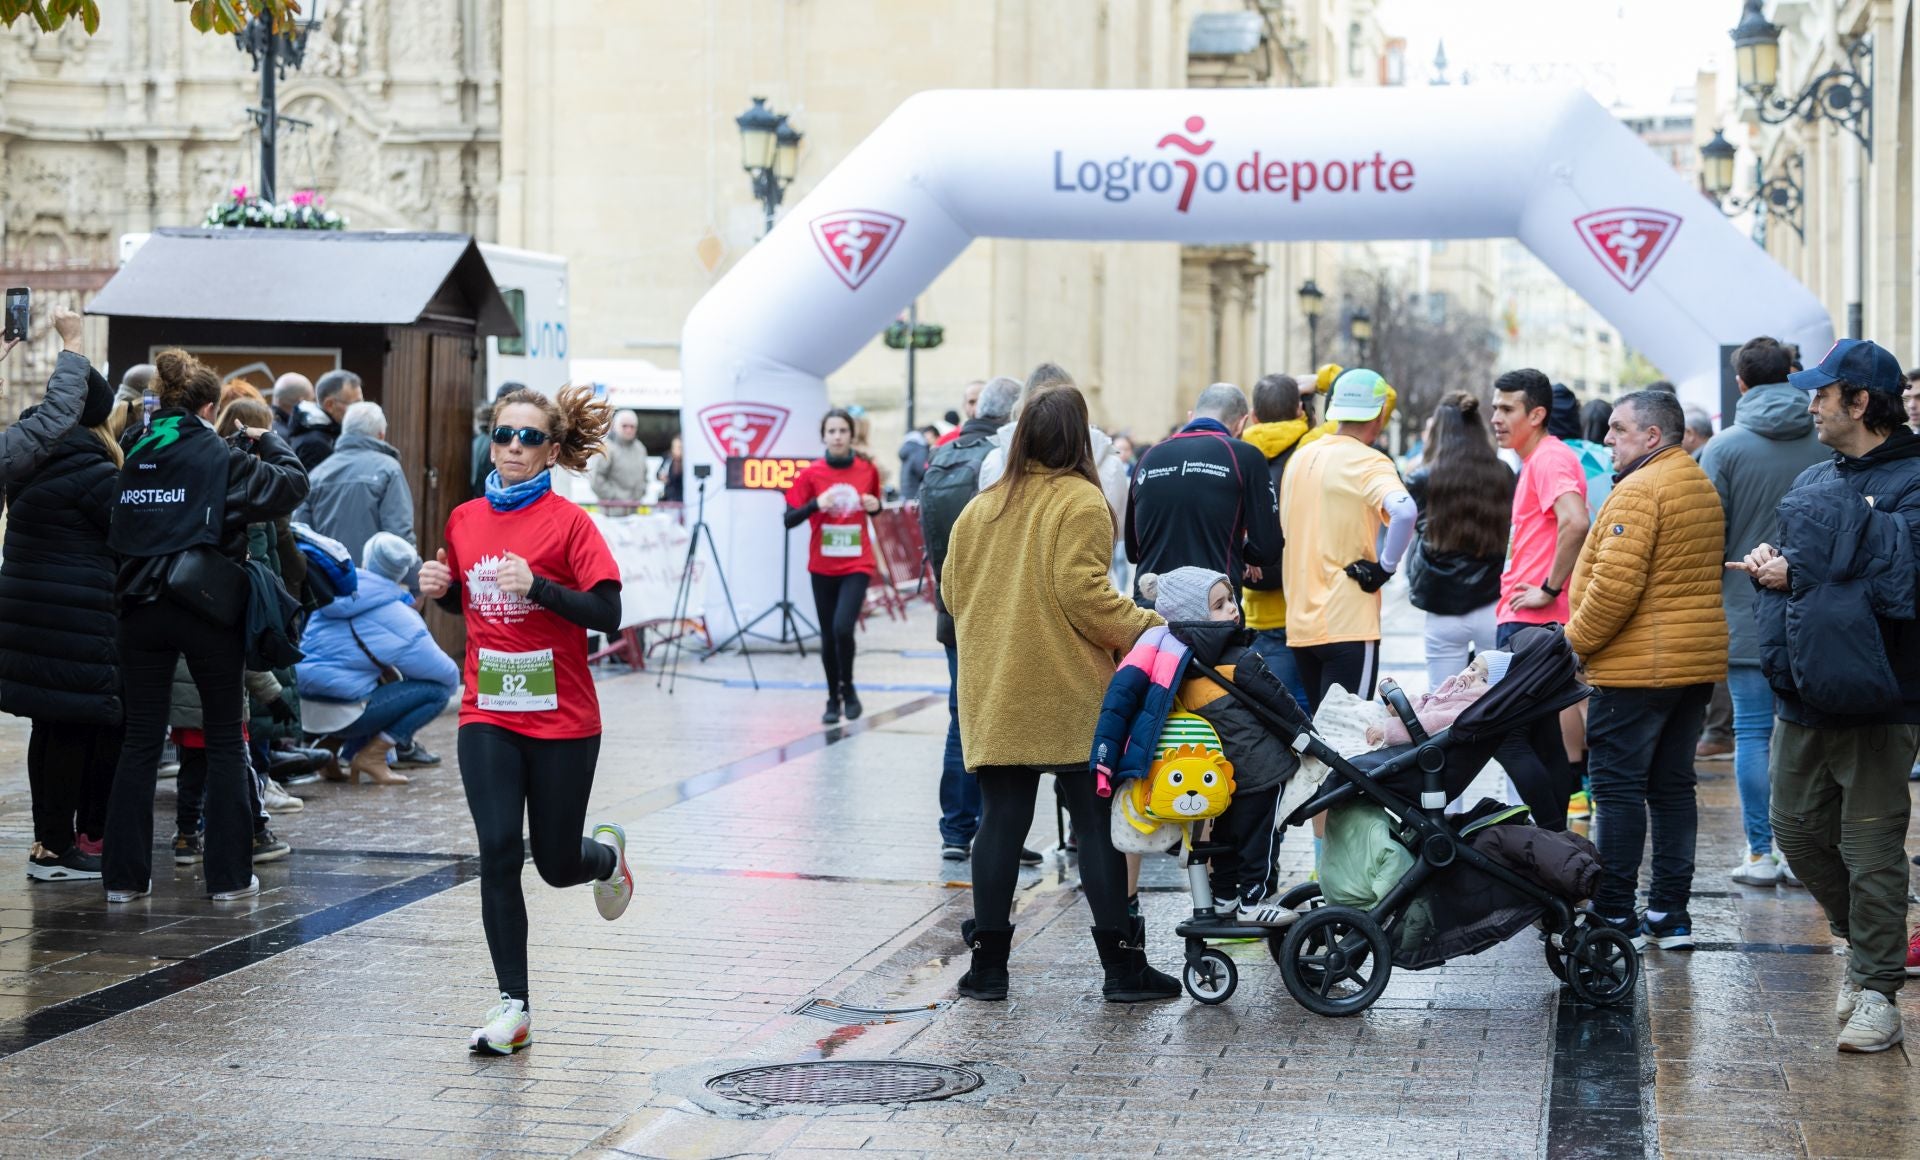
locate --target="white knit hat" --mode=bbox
[1138,566,1229,622]
[1482,650,1514,687]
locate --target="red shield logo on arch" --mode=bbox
[698,402,790,459]
[1574,208,1681,293]
[811,210,905,290]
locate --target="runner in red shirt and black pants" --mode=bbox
[784,409,882,725]
[417,386,636,1056]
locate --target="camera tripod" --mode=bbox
[659,471,758,694]
[706,521,817,656]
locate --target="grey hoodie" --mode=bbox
[1698,381,1829,666]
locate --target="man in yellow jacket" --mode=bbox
[1567,389,1728,952]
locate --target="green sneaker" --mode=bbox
[591,823,632,921]
[469,994,531,1055]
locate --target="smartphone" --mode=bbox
[2,288,26,344]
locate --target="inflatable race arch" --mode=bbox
[680,85,1833,619]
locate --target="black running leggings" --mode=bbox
[458,724,616,1005]
[809,571,870,692]
[971,767,1128,933]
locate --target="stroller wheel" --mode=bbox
[1183,948,1237,1005]
[1278,905,1392,1017]
[1566,927,1638,1007]
[1278,882,1324,911]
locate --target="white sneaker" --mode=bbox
[1208,896,1239,920]
[1776,852,1803,888]
[1236,900,1299,928]
[1730,854,1780,886]
[1837,976,1865,1022]
[262,781,304,813]
[210,875,260,902]
[1838,989,1904,1053]
[591,823,632,921]
[469,993,531,1055]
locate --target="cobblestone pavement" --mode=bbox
[0,591,1911,1158]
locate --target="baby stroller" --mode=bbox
[1172,624,1635,1016]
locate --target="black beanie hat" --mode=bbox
[81,367,115,428]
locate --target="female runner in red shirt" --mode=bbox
[417,385,635,1055]
[784,408,881,725]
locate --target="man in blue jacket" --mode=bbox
[1732,338,1920,1054]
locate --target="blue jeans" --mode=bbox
[1727,664,1776,856]
[1248,628,1313,716]
[939,645,981,845]
[341,679,454,759]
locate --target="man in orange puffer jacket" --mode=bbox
[1567,388,1727,952]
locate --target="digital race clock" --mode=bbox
[725,455,815,491]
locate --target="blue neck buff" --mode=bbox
[485,469,552,512]
[1183,417,1231,436]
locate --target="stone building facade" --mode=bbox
[0,0,501,404]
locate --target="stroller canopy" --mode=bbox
[1446,625,1590,743]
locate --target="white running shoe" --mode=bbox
[591,823,632,921]
[1730,854,1780,886]
[470,994,531,1055]
[1236,900,1299,928]
[262,780,304,813]
[1838,989,1904,1053]
[1837,976,1865,1022]
[105,881,151,904]
[1776,852,1803,888]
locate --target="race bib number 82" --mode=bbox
[476,648,558,711]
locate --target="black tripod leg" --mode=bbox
[658,526,702,695]
[695,522,759,690]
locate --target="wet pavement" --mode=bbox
[0,591,1910,1158]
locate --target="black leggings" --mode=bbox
[457,724,616,1005]
[28,720,120,853]
[1289,640,1380,704]
[971,767,1128,932]
[810,571,870,692]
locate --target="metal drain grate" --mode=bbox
[706,1060,983,1106]
[785,997,949,1024]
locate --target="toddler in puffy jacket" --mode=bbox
[1364,650,1513,748]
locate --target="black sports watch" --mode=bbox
[1540,579,1563,598]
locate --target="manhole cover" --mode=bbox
[705,1061,982,1106]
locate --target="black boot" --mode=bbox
[821,695,842,726]
[1093,926,1180,1003]
[957,924,1012,1001]
[841,681,863,721]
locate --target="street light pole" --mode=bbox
[1297,278,1325,368]
[236,2,323,206]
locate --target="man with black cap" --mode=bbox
[1732,338,1920,1054]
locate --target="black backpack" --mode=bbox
[917,430,998,572]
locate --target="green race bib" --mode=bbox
[476,648,558,712]
[820,522,863,558]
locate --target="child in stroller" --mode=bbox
[1099,607,1634,1013]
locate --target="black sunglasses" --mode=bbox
[491,425,551,447]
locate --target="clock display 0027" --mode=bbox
[725,455,815,491]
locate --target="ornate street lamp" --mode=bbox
[1700,129,1806,241]
[737,97,802,235]
[235,0,327,204]
[1297,278,1325,366]
[1730,0,1873,156]
[1349,306,1373,366]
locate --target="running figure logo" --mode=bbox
[1573,208,1682,293]
[1157,116,1216,213]
[810,210,906,290]
[697,401,791,460]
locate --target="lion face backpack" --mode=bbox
[1109,711,1237,854]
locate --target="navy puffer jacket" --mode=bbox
[1755,430,1920,727]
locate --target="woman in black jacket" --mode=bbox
[100,349,309,904]
[0,366,125,881]
[1404,392,1514,690]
